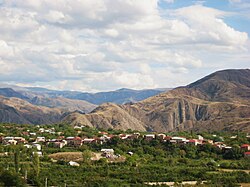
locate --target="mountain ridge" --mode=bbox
[63,69,250,132]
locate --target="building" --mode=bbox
[66,137,82,147]
[241,144,250,151]
[244,152,250,158]
[36,137,46,143]
[68,161,80,167]
[144,134,155,141]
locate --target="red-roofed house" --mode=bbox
[66,137,82,147]
[244,152,250,158]
[187,139,199,146]
[241,144,250,151]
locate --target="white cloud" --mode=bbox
[0,1,249,91]
[173,5,248,46]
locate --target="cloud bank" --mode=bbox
[0,0,249,91]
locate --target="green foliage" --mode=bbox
[0,170,26,187]
[82,150,92,164]
[0,123,250,186]
[223,146,244,159]
[32,152,40,177]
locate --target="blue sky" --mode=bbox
[0,0,249,92]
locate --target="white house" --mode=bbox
[68,161,80,167]
[32,144,42,151]
[101,149,114,154]
[171,137,187,143]
[36,137,46,143]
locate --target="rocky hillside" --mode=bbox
[0,96,63,124]
[29,96,96,113]
[63,69,250,132]
[0,88,96,114]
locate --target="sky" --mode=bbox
[0,0,249,92]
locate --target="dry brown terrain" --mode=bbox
[48,152,126,163]
[63,69,250,132]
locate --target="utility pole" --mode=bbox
[45,178,48,187]
[25,170,27,181]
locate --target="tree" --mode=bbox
[223,146,243,160]
[32,152,40,177]
[82,150,92,165]
[0,170,26,187]
[14,148,20,173]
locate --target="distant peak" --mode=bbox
[116,88,134,92]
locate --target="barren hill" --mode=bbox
[63,69,250,132]
[0,96,63,124]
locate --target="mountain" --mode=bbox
[20,87,167,105]
[0,86,166,125]
[29,96,96,113]
[0,88,96,114]
[63,69,250,132]
[0,84,167,105]
[68,88,167,105]
[0,88,29,100]
[0,96,63,124]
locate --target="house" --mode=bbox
[128,151,133,156]
[47,139,66,148]
[22,132,29,136]
[39,128,45,133]
[33,151,43,157]
[187,139,199,146]
[164,136,172,141]
[206,139,214,144]
[7,139,17,145]
[66,137,82,147]
[101,149,114,154]
[98,131,108,135]
[32,144,42,151]
[3,137,17,145]
[14,137,26,144]
[129,133,140,140]
[241,144,250,151]
[198,135,204,140]
[36,137,46,143]
[101,149,115,158]
[0,152,8,156]
[214,142,226,149]
[74,126,82,130]
[170,140,177,144]
[244,152,250,158]
[53,141,65,149]
[222,146,232,150]
[119,134,132,140]
[157,134,166,140]
[24,144,32,149]
[144,134,155,141]
[171,137,187,143]
[82,138,96,144]
[68,161,80,167]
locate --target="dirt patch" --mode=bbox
[218,169,250,174]
[48,152,126,163]
[48,152,83,162]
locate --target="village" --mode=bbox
[0,123,250,186]
[1,124,250,163]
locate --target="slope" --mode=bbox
[63,69,250,132]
